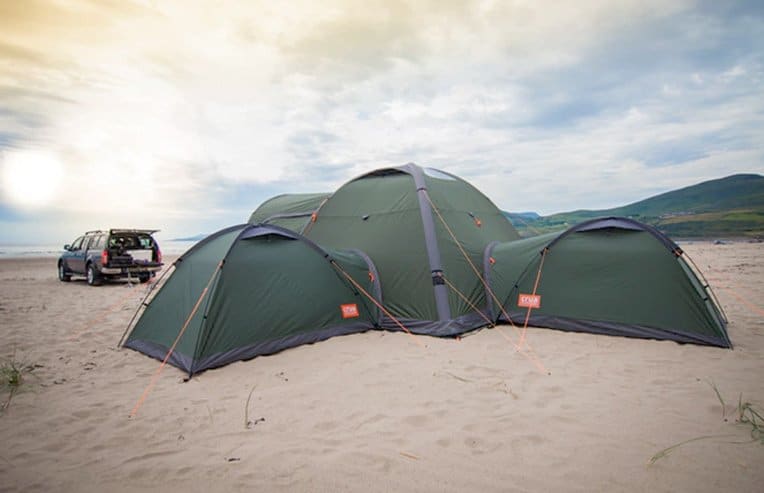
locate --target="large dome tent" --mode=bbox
[304,163,520,336]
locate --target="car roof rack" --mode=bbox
[109,229,160,234]
[82,229,160,236]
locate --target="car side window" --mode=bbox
[71,236,85,251]
[93,235,105,250]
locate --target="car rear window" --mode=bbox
[137,235,154,248]
[109,234,155,249]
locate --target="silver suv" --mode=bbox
[58,229,163,285]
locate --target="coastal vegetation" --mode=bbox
[506,174,764,238]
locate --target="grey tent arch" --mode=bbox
[123,223,382,375]
[303,163,520,336]
[484,217,731,347]
[248,193,331,233]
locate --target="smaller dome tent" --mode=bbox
[248,193,331,233]
[485,217,730,347]
[124,224,381,375]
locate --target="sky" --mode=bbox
[1,0,763,244]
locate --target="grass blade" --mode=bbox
[647,435,729,466]
[707,380,726,418]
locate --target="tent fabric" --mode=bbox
[124,223,381,375]
[485,217,730,348]
[125,165,732,376]
[304,163,520,336]
[248,193,331,233]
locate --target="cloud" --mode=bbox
[0,0,762,242]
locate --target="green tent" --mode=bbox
[125,167,731,375]
[124,224,381,375]
[485,217,730,347]
[248,193,331,233]
[304,163,520,335]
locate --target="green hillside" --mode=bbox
[506,174,764,238]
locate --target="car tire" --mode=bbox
[138,273,150,283]
[86,263,102,286]
[58,262,71,282]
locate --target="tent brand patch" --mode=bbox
[517,294,541,309]
[340,303,360,319]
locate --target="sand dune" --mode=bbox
[1,241,762,492]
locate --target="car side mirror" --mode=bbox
[64,244,71,251]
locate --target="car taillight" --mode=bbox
[101,249,109,265]
[156,247,162,263]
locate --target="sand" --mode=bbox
[0,241,763,492]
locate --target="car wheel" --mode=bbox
[86,264,102,286]
[138,273,150,283]
[58,262,71,282]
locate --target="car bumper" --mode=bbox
[100,266,162,275]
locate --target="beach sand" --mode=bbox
[1,241,762,492]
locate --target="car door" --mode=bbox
[66,236,87,273]
[88,234,106,270]
[81,234,102,271]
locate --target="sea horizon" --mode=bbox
[0,240,199,259]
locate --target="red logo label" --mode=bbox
[340,303,360,319]
[517,294,541,309]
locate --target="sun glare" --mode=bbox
[1,150,64,208]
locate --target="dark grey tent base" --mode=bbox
[126,310,496,375]
[380,310,492,337]
[499,312,731,348]
[126,307,730,376]
[125,321,374,375]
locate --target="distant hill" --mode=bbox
[505,173,764,238]
[509,211,541,219]
[503,211,541,223]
